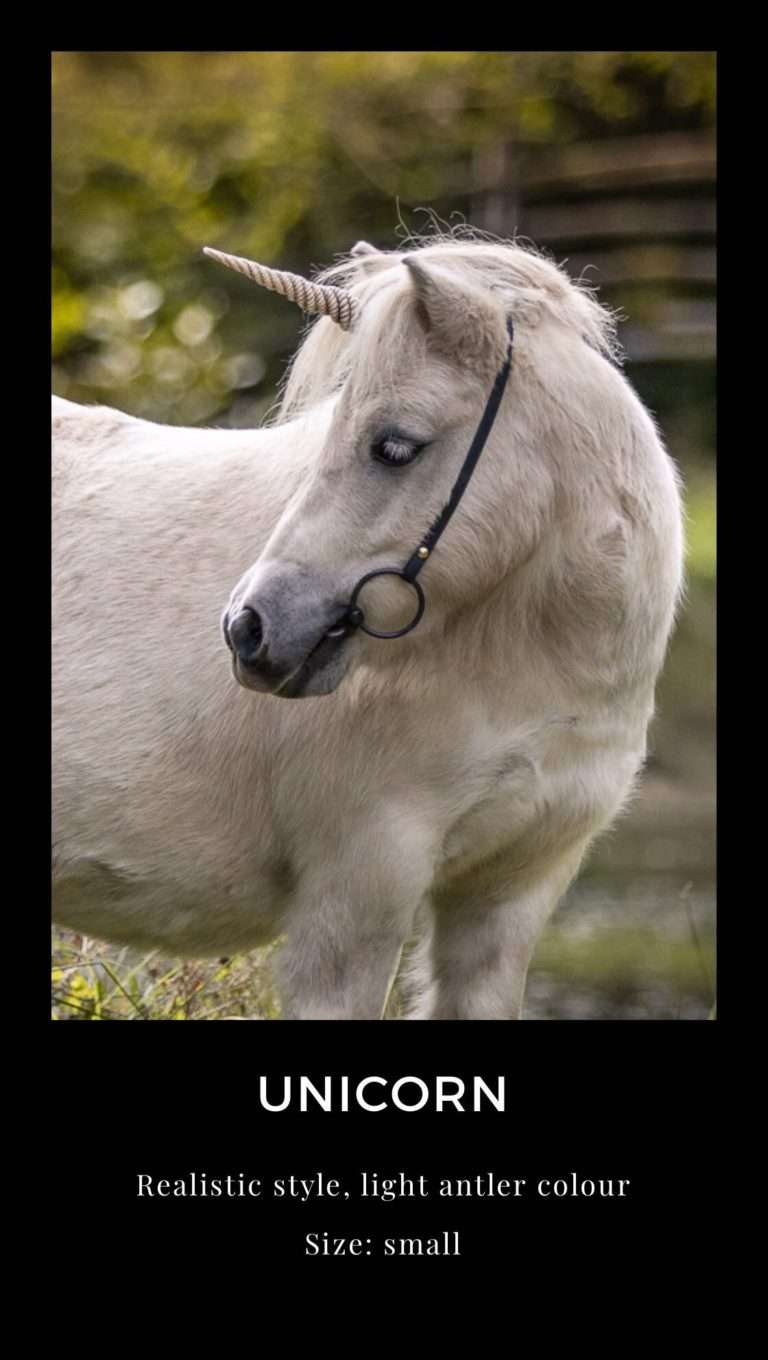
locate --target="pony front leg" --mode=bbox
[276,918,409,1020]
[274,825,434,1020]
[416,844,589,1021]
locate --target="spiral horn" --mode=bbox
[203,247,358,330]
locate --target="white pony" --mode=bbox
[52,233,683,1019]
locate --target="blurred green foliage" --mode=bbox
[53,51,715,425]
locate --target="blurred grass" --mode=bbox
[53,892,715,1021]
[52,931,280,1021]
[530,927,713,998]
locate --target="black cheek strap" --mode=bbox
[346,315,514,639]
[402,315,515,583]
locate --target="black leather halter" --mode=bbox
[345,317,515,639]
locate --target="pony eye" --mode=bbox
[372,436,424,468]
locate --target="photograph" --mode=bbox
[52,50,716,1022]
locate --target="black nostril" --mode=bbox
[228,606,264,665]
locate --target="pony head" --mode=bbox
[210,232,619,698]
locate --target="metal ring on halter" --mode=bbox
[347,569,426,639]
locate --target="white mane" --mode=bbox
[276,230,621,423]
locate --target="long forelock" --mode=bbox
[273,228,622,425]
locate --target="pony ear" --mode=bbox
[403,257,508,365]
[350,240,390,277]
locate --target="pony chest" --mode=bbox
[436,738,543,878]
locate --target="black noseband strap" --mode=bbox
[346,316,514,639]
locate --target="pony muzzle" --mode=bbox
[223,588,355,699]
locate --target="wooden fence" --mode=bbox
[470,131,716,362]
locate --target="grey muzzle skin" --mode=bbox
[222,568,359,698]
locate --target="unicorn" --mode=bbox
[52,232,683,1018]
